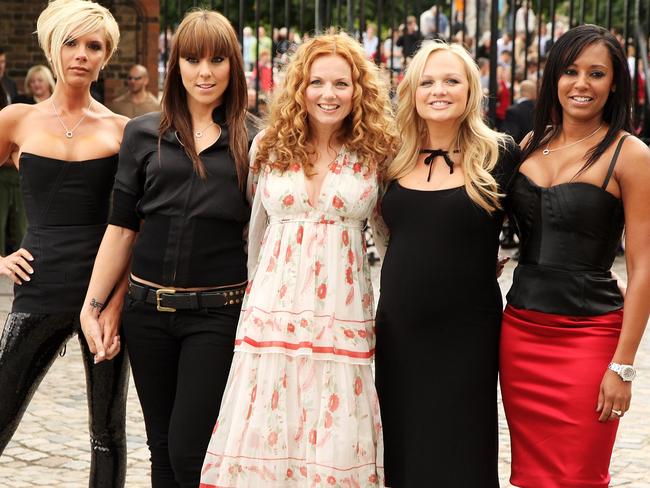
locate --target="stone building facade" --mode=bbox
[0,0,160,103]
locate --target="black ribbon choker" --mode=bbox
[420,149,459,182]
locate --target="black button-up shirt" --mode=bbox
[110,106,254,287]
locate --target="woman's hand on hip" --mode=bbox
[0,248,34,285]
[596,369,632,422]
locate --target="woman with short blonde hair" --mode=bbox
[374,40,519,486]
[0,1,128,486]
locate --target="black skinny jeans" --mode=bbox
[122,295,239,488]
[0,312,130,488]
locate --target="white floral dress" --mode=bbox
[200,143,384,488]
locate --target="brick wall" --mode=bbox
[0,0,160,103]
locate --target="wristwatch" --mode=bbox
[608,362,637,382]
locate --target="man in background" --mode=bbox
[0,48,18,104]
[108,64,159,118]
[501,79,537,144]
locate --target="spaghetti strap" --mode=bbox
[602,135,629,189]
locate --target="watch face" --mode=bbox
[621,366,636,381]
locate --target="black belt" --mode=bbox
[127,279,246,312]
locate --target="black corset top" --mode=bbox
[506,137,627,315]
[19,152,118,226]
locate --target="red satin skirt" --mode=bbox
[500,305,624,488]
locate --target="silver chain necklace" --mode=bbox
[194,120,216,138]
[51,98,94,139]
[542,123,603,155]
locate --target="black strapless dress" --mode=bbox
[13,152,117,313]
[0,152,128,488]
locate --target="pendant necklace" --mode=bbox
[542,123,603,155]
[194,121,216,138]
[51,98,94,139]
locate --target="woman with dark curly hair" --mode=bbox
[200,31,398,488]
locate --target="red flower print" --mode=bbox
[328,393,339,412]
[282,373,287,388]
[287,322,295,333]
[300,466,307,477]
[353,162,362,173]
[332,195,345,209]
[345,287,354,305]
[358,329,367,338]
[369,474,378,483]
[246,404,252,420]
[279,285,287,299]
[273,240,281,258]
[348,249,354,265]
[330,162,342,174]
[362,293,372,309]
[287,468,293,478]
[328,475,337,485]
[317,283,327,299]
[300,318,309,328]
[268,431,278,446]
[315,261,322,276]
[283,194,294,206]
[344,329,355,339]
[271,389,279,410]
[285,245,292,263]
[297,225,304,244]
[341,229,349,246]
[324,411,333,428]
[246,280,253,293]
[290,162,301,172]
[309,429,317,445]
[314,474,321,482]
[251,385,257,402]
[354,376,363,396]
[345,267,353,285]
[266,257,276,272]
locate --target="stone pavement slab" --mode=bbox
[0,256,648,487]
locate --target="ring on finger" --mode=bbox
[611,409,623,417]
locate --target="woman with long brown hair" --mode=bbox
[80,10,254,487]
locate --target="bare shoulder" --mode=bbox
[94,101,129,132]
[618,133,650,171]
[0,103,35,127]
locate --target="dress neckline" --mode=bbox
[301,144,346,208]
[517,172,621,202]
[394,180,465,193]
[19,152,118,164]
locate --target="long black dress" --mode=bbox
[375,143,520,488]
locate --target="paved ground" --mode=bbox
[0,253,648,487]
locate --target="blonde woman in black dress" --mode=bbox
[374,40,519,487]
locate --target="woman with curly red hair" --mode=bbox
[200,31,397,487]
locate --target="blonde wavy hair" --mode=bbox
[388,40,510,212]
[254,30,398,175]
[37,0,120,82]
